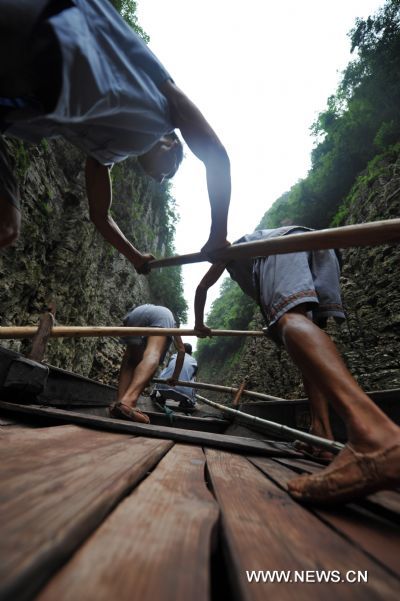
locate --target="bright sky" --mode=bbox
[137,0,383,349]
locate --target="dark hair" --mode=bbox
[183,343,192,354]
[165,132,184,178]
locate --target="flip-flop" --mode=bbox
[109,402,150,424]
[293,439,334,462]
[287,442,400,505]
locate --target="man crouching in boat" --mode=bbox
[110,304,185,424]
[194,226,400,505]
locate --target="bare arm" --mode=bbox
[85,157,155,273]
[161,80,231,256]
[166,335,186,385]
[194,261,227,336]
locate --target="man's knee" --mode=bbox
[144,336,167,369]
[273,306,311,342]
[144,350,162,371]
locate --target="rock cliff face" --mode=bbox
[0,138,174,384]
[197,145,400,398]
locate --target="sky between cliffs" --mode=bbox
[137,0,383,348]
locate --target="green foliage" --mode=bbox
[146,183,188,324]
[259,0,400,230]
[148,267,187,325]
[108,0,149,42]
[202,1,400,381]
[196,277,256,363]
[14,141,30,178]
[331,142,400,225]
[110,159,187,323]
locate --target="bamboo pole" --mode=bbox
[232,376,249,407]
[148,218,400,268]
[153,378,287,402]
[195,393,344,453]
[0,326,265,340]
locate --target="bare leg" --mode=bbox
[302,376,334,441]
[118,336,167,407]
[296,376,334,460]
[273,306,400,503]
[117,346,143,401]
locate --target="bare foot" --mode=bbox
[287,434,400,505]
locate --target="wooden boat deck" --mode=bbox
[0,406,399,601]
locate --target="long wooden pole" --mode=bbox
[0,326,265,340]
[148,218,400,268]
[153,378,287,402]
[196,394,344,453]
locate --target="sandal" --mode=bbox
[109,402,150,424]
[287,442,400,505]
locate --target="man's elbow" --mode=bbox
[209,143,230,171]
[89,210,109,230]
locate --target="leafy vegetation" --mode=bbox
[109,0,149,41]
[197,0,400,374]
[108,1,186,323]
[259,0,400,230]
[196,277,255,362]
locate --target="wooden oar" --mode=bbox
[148,218,400,268]
[0,326,265,340]
[153,378,287,402]
[195,393,344,453]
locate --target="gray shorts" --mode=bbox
[120,304,175,364]
[254,243,345,332]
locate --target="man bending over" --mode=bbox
[111,303,185,424]
[1,0,230,270]
[194,226,400,504]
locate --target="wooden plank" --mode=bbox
[250,457,400,579]
[0,435,173,601]
[206,449,398,601]
[362,491,400,519]
[0,424,134,480]
[274,456,325,473]
[0,401,291,456]
[36,444,219,601]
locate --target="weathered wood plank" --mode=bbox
[0,424,134,480]
[0,435,173,601]
[273,456,323,473]
[36,444,219,601]
[250,457,400,579]
[362,491,400,519]
[0,401,290,456]
[206,449,398,601]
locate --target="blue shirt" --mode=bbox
[7,0,174,165]
[156,353,198,401]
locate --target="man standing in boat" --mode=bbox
[194,226,400,504]
[0,0,230,270]
[111,304,185,424]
